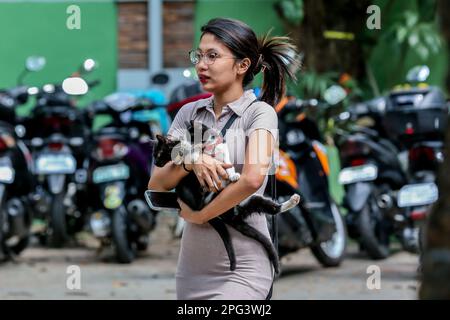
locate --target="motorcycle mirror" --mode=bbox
[324,85,347,105]
[338,111,350,121]
[27,87,39,95]
[308,99,319,107]
[183,68,192,78]
[82,58,97,73]
[406,65,430,83]
[182,68,198,80]
[62,77,89,95]
[15,125,26,138]
[43,84,55,93]
[25,56,46,72]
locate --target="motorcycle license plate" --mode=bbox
[397,183,438,208]
[338,164,378,185]
[93,163,130,184]
[0,166,14,184]
[35,154,76,174]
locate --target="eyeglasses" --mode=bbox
[189,50,236,65]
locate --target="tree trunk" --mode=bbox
[419,0,450,300]
[280,0,370,78]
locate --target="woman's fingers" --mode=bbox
[203,174,216,192]
[217,165,229,180]
[191,154,236,191]
[193,167,206,189]
[210,169,223,190]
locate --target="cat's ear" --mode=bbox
[156,134,165,144]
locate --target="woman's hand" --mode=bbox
[189,153,232,192]
[177,199,206,225]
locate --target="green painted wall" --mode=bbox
[0,0,117,114]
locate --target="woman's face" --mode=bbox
[195,33,241,94]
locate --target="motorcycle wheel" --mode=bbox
[10,236,29,255]
[136,235,149,252]
[48,192,69,248]
[310,200,347,267]
[356,196,390,259]
[112,206,135,263]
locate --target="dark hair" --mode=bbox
[200,17,301,106]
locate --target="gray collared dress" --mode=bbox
[167,89,278,300]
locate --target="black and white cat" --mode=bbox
[152,121,300,274]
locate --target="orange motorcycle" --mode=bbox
[266,96,346,266]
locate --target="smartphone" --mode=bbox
[145,190,180,211]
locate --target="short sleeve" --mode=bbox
[166,102,195,140]
[245,102,278,143]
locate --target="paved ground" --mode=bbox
[0,212,420,300]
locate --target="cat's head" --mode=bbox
[188,120,220,145]
[153,134,180,167]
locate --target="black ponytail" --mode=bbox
[257,32,302,106]
[200,18,301,107]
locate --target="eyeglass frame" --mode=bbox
[188,49,239,65]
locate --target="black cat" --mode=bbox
[152,122,300,274]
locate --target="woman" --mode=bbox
[148,17,300,300]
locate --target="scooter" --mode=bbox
[335,97,411,259]
[0,86,34,259]
[22,60,97,247]
[271,94,347,267]
[382,65,448,253]
[84,92,157,263]
[0,57,46,259]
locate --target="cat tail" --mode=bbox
[237,193,301,216]
[279,194,301,213]
[208,218,236,271]
[230,222,280,275]
[237,195,280,216]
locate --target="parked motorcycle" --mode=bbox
[22,60,97,247]
[270,92,347,267]
[382,65,448,253]
[0,57,46,259]
[335,96,411,259]
[84,92,157,263]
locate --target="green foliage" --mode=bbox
[296,71,339,99]
[275,0,304,26]
[382,9,442,61]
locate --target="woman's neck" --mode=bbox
[212,84,244,117]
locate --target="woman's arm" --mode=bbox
[178,129,275,224]
[147,161,190,191]
[148,154,233,192]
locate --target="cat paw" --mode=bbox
[229,173,240,182]
[291,194,301,205]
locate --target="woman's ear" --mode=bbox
[237,58,251,75]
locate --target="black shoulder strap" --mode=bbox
[220,99,258,142]
[220,113,239,141]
